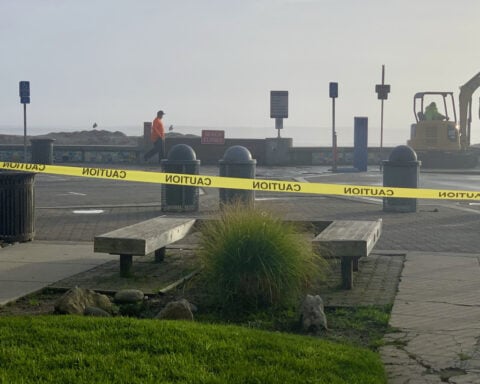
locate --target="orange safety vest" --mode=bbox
[151,117,165,141]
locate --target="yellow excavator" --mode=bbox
[408,72,480,168]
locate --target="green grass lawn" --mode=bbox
[0,316,386,383]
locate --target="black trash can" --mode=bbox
[219,146,256,206]
[382,145,421,212]
[0,172,35,242]
[161,144,200,212]
[31,138,55,164]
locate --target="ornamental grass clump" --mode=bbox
[198,204,324,312]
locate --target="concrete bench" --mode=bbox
[312,219,382,289]
[94,217,196,277]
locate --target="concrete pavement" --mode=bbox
[381,252,480,383]
[0,241,116,306]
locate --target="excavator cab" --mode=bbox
[407,73,480,168]
[408,92,460,151]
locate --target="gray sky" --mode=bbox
[1,0,480,145]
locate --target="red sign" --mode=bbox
[201,130,225,145]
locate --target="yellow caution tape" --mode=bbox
[1,161,480,201]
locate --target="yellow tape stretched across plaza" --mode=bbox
[1,161,480,201]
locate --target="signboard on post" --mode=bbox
[270,91,288,119]
[201,130,225,145]
[19,81,30,104]
[375,84,391,100]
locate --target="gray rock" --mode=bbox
[188,302,198,313]
[300,294,328,332]
[114,289,144,304]
[54,287,113,315]
[84,306,111,317]
[155,299,194,321]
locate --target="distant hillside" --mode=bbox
[0,130,199,145]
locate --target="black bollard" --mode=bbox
[161,144,200,212]
[219,146,256,207]
[382,145,421,212]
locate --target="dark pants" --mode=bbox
[144,138,165,162]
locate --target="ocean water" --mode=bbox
[165,124,409,147]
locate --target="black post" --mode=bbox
[23,103,27,163]
[120,254,133,277]
[19,81,30,163]
[375,65,390,167]
[380,65,385,151]
[329,82,338,171]
[332,97,337,171]
[155,247,166,262]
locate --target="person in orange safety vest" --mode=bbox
[144,110,166,162]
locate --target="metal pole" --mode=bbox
[380,99,384,150]
[23,103,27,162]
[380,65,385,151]
[332,98,337,171]
[275,118,283,138]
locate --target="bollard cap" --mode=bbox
[388,145,418,162]
[221,145,255,164]
[167,144,197,161]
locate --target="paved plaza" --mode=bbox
[1,165,480,383]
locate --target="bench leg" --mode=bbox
[353,257,359,272]
[341,256,354,290]
[120,254,133,277]
[155,247,166,263]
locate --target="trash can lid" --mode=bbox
[222,146,254,162]
[388,145,418,162]
[167,144,197,161]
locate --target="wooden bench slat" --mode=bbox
[94,217,196,256]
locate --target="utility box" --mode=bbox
[265,138,292,165]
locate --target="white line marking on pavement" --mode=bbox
[56,191,87,196]
[73,209,104,214]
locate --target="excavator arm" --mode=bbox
[458,72,480,149]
